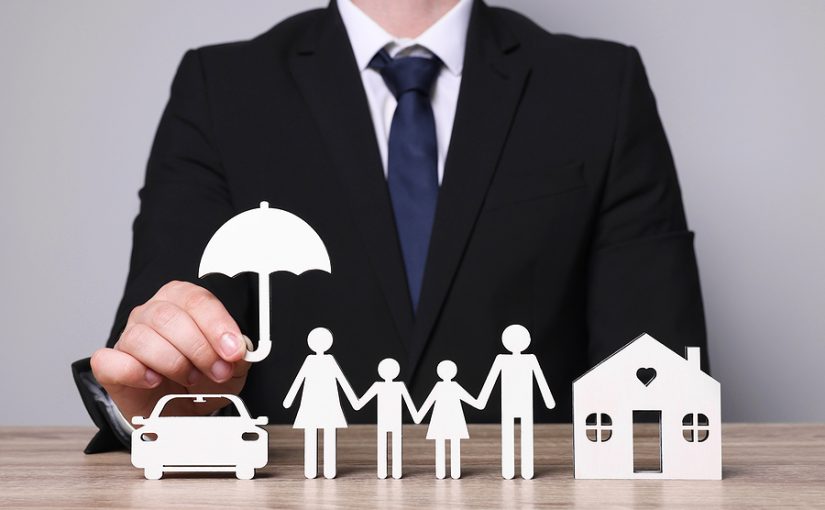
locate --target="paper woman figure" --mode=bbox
[354,358,418,479]
[413,360,483,479]
[283,327,358,479]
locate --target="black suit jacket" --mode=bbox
[75,0,707,451]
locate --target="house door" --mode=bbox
[633,410,662,473]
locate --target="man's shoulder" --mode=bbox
[489,6,633,68]
[190,8,325,64]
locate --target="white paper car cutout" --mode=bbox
[131,394,268,480]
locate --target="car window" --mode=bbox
[153,396,248,418]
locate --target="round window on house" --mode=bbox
[585,413,612,442]
[682,413,710,442]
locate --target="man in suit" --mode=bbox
[73,0,707,453]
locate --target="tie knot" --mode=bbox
[369,49,442,99]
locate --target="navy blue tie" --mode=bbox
[369,49,441,311]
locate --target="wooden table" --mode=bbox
[2,424,824,509]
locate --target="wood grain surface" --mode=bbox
[1,424,824,509]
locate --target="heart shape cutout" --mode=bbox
[636,367,657,386]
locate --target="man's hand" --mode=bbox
[90,281,250,423]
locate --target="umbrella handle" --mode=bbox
[244,339,272,363]
[245,272,272,363]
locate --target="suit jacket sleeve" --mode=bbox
[73,49,252,452]
[586,47,708,369]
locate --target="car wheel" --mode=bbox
[144,467,162,480]
[236,467,255,480]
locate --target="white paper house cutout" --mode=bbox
[573,333,721,480]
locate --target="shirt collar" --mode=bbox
[337,0,473,76]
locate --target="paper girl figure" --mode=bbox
[413,360,483,479]
[354,358,418,479]
[283,327,359,479]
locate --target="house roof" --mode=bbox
[573,333,718,387]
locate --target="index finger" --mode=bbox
[157,281,246,362]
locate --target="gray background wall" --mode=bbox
[1,0,823,425]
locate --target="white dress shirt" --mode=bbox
[336,0,473,184]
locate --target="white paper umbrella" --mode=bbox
[199,202,332,362]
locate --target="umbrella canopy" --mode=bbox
[199,202,332,362]
[199,202,331,277]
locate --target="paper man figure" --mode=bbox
[283,327,359,479]
[477,324,556,479]
[413,360,483,479]
[353,358,419,479]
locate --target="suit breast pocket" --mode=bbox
[482,161,586,212]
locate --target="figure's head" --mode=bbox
[436,360,457,381]
[307,327,333,354]
[502,324,530,353]
[377,358,400,381]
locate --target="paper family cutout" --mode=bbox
[132,204,722,481]
[280,325,557,480]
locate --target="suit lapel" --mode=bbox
[408,1,531,378]
[288,5,415,353]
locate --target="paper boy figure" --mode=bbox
[283,327,359,479]
[477,324,556,479]
[354,358,419,479]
